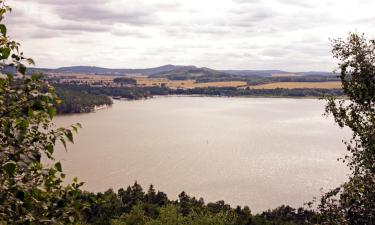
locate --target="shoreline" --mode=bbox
[116,94,343,101]
[94,104,111,111]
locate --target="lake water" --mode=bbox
[54,96,349,212]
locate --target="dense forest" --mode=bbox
[55,86,113,114]
[113,77,137,85]
[173,87,343,98]
[74,182,318,225]
[55,83,344,101]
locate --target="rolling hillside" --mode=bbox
[1,64,336,78]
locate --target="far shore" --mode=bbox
[113,94,344,101]
[57,94,345,117]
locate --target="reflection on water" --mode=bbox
[54,97,349,212]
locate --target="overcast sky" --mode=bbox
[5,0,375,71]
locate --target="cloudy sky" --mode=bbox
[5,0,375,71]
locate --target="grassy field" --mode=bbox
[250,82,342,89]
[193,81,247,88]
[135,77,195,88]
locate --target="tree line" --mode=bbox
[73,182,318,225]
[55,86,113,114]
[55,83,344,102]
[197,75,340,85]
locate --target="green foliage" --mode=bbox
[319,33,375,224]
[113,77,137,85]
[0,1,33,75]
[252,205,318,225]
[0,2,84,223]
[72,182,318,225]
[110,195,318,225]
[0,69,85,224]
[53,83,343,101]
[113,203,238,225]
[176,87,343,98]
[55,85,112,114]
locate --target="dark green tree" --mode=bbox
[319,33,375,224]
[118,182,145,214]
[178,191,191,216]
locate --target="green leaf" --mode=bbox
[65,130,74,143]
[0,24,7,36]
[60,138,67,151]
[26,58,35,65]
[11,54,20,61]
[18,64,26,75]
[72,125,78,133]
[55,162,62,172]
[3,161,16,175]
[48,107,56,118]
[28,108,34,117]
[46,144,54,155]
[1,47,10,59]
[18,119,29,130]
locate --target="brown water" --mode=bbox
[54,96,349,212]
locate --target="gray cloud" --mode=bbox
[54,5,158,25]
[29,0,166,26]
[223,11,274,27]
[232,0,263,4]
[5,0,375,71]
[259,48,291,57]
[163,24,230,38]
[277,0,315,7]
[45,22,111,33]
[30,0,107,5]
[111,28,151,38]
[7,0,160,36]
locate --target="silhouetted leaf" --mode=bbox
[3,161,16,175]
[0,24,6,36]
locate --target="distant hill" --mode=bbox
[23,65,182,76]
[220,70,290,77]
[150,67,337,83]
[298,71,336,76]
[150,66,258,81]
[220,70,336,77]
[1,64,335,78]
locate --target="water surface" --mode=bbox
[54,97,349,212]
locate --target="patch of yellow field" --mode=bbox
[192,81,247,88]
[250,82,342,89]
[135,77,196,88]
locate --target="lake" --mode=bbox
[54,96,349,212]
